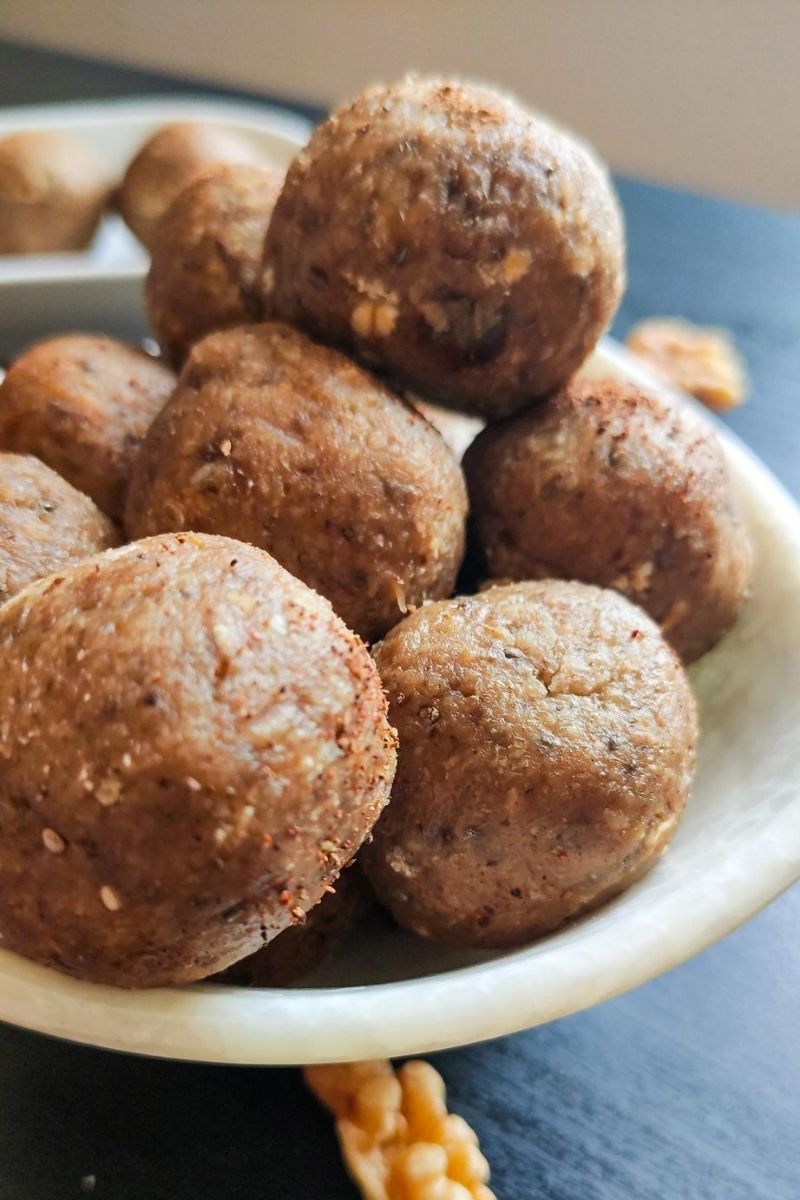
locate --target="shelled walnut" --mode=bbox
[626,317,747,410]
[305,1059,496,1200]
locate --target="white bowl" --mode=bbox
[0,335,797,1063]
[0,96,310,360]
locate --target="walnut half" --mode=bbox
[626,317,748,411]
[305,1059,496,1200]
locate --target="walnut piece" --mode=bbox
[351,299,399,338]
[626,317,747,411]
[305,1059,496,1200]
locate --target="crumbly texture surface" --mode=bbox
[364,580,697,947]
[463,376,752,662]
[0,130,109,254]
[217,862,372,986]
[125,323,467,643]
[0,334,175,520]
[305,1059,495,1200]
[146,163,285,365]
[626,317,748,411]
[263,76,624,418]
[0,533,396,987]
[0,452,119,602]
[118,122,262,249]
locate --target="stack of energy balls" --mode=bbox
[0,78,751,988]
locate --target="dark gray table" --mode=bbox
[0,39,798,1200]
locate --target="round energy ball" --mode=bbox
[0,452,119,603]
[0,533,396,987]
[463,376,752,662]
[118,121,263,249]
[125,323,467,642]
[0,130,108,255]
[364,580,697,947]
[263,76,624,419]
[146,162,286,365]
[0,334,175,520]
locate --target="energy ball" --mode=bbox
[0,334,175,520]
[119,121,263,249]
[126,323,467,642]
[0,452,119,603]
[263,76,624,419]
[217,864,372,987]
[463,376,752,662]
[364,580,697,947]
[0,130,108,255]
[146,162,285,365]
[0,533,396,987]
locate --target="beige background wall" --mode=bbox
[1,0,798,209]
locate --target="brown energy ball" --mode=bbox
[0,533,396,987]
[463,376,752,663]
[216,864,373,987]
[145,162,285,365]
[0,130,108,255]
[0,334,175,520]
[0,452,119,603]
[263,76,624,419]
[126,323,467,643]
[118,121,263,249]
[364,580,697,948]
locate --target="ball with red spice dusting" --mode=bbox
[125,322,467,643]
[363,579,696,947]
[463,376,752,662]
[262,76,624,418]
[0,533,396,987]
